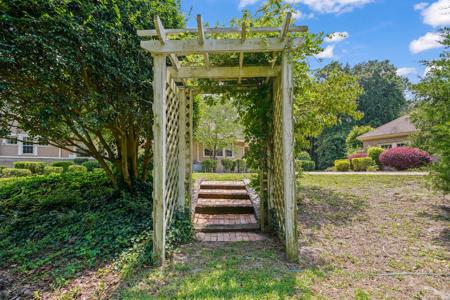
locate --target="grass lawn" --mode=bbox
[1,174,448,299]
[192,172,256,181]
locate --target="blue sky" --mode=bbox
[180,0,449,82]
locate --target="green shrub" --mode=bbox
[82,160,101,171]
[221,159,235,172]
[201,159,217,172]
[367,147,384,167]
[73,158,89,165]
[43,166,64,174]
[52,161,74,171]
[236,159,247,173]
[2,168,32,177]
[352,157,374,171]
[335,159,350,171]
[14,161,45,174]
[67,165,88,173]
[367,165,378,171]
[296,151,311,161]
[297,160,315,171]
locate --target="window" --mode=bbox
[225,149,233,157]
[6,137,17,145]
[396,143,408,147]
[380,144,392,149]
[22,138,34,154]
[204,148,213,157]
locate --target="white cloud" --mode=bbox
[325,31,349,42]
[414,2,429,10]
[396,67,417,76]
[421,0,450,27]
[409,32,444,53]
[285,0,373,14]
[292,10,315,20]
[238,0,259,9]
[315,45,335,58]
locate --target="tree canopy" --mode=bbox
[0,0,184,189]
[411,28,450,192]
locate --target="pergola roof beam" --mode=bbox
[137,25,307,37]
[141,37,303,55]
[238,19,247,84]
[154,15,181,71]
[196,14,210,68]
[169,66,280,80]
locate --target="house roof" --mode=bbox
[358,115,417,141]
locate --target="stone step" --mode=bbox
[196,232,267,242]
[200,181,246,190]
[195,198,254,214]
[194,213,258,232]
[198,189,249,199]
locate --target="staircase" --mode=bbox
[194,181,266,242]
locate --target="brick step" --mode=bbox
[196,232,267,242]
[198,189,249,199]
[195,198,254,214]
[194,214,258,232]
[200,181,246,190]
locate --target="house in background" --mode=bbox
[0,126,78,166]
[192,139,248,172]
[357,115,418,150]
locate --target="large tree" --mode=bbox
[411,29,450,192]
[0,0,183,189]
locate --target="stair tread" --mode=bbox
[197,232,267,242]
[199,189,248,194]
[197,198,253,207]
[194,213,257,225]
[201,181,245,186]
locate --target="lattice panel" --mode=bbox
[165,79,180,226]
[269,76,285,238]
[184,91,193,199]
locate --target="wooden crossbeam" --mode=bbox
[153,16,181,71]
[196,15,210,68]
[238,18,247,84]
[169,66,280,79]
[137,26,308,37]
[141,38,303,55]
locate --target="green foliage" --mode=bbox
[0,0,184,189]
[73,158,89,165]
[43,166,64,175]
[346,125,373,154]
[221,159,236,172]
[14,161,45,174]
[297,151,311,161]
[0,172,152,287]
[166,209,194,254]
[201,160,217,173]
[1,168,32,177]
[195,98,242,159]
[315,124,353,169]
[334,159,350,172]
[296,160,316,171]
[411,29,450,192]
[52,161,74,171]
[367,165,378,172]
[236,159,247,173]
[367,147,384,167]
[82,160,101,172]
[352,157,373,171]
[67,165,88,173]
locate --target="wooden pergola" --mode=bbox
[138,13,306,265]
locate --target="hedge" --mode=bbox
[236,159,247,173]
[352,157,373,171]
[52,161,74,171]
[297,151,311,161]
[2,168,32,177]
[297,160,315,171]
[82,160,101,171]
[380,147,431,170]
[67,165,88,173]
[367,147,384,167]
[201,159,217,172]
[221,159,235,172]
[335,159,350,171]
[43,166,64,175]
[73,158,89,165]
[14,161,45,174]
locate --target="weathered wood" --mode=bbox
[177,89,186,209]
[281,51,298,262]
[137,25,308,37]
[187,89,194,207]
[238,19,247,84]
[280,12,292,41]
[196,15,210,68]
[154,16,180,71]
[152,54,167,266]
[141,38,303,55]
[169,66,280,79]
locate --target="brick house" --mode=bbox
[357,115,418,150]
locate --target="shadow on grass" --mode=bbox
[298,185,367,229]
[417,204,450,251]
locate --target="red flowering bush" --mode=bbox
[379,147,431,170]
[348,152,368,161]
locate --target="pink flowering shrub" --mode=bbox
[379,147,431,170]
[348,152,368,161]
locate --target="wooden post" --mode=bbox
[186,90,194,207]
[152,54,167,266]
[177,89,186,209]
[281,51,298,262]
